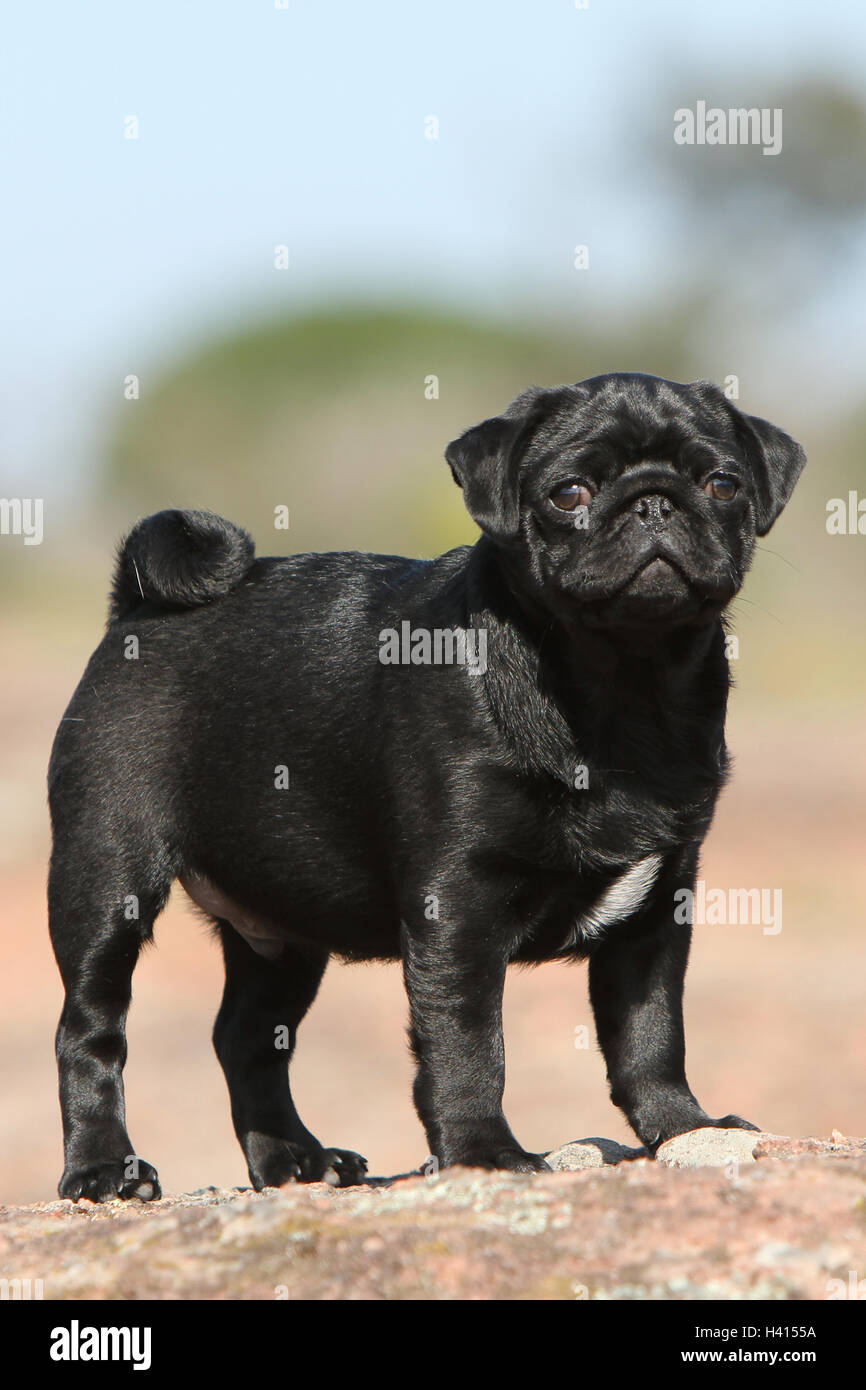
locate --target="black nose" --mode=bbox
[634,493,675,527]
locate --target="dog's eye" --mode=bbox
[550,480,593,511]
[704,473,739,502]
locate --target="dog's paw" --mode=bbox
[710,1114,761,1132]
[632,1093,762,1152]
[249,1142,368,1190]
[639,1111,761,1153]
[304,1147,369,1187]
[59,1159,161,1203]
[450,1148,552,1174]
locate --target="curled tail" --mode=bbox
[109,509,256,623]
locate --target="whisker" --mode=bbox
[728,595,783,625]
[755,544,800,573]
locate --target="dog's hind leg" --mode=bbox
[212,925,368,1189]
[48,840,171,1202]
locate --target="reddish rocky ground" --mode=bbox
[1,1132,864,1300]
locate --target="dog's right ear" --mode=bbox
[445,386,561,544]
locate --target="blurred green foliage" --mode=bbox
[105,305,708,557]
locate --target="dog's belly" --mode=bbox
[179,854,663,966]
[179,871,288,959]
[177,868,401,960]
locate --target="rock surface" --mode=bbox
[546,1136,646,1168]
[1,1132,864,1300]
[655,1126,764,1169]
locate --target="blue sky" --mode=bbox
[3,0,866,491]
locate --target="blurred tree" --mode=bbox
[104,305,701,555]
[656,77,866,316]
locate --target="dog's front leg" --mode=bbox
[588,861,759,1151]
[401,916,550,1173]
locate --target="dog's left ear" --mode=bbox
[692,382,806,536]
[735,409,807,535]
[445,386,560,543]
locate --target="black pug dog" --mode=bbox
[48,373,805,1201]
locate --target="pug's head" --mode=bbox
[445,373,805,632]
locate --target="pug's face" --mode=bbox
[446,374,806,632]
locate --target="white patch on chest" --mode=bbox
[178,871,285,959]
[564,854,664,946]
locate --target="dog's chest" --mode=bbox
[544,768,692,873]
[565,853,663,943]
[500,769,704,960]
[506,847,666,964]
